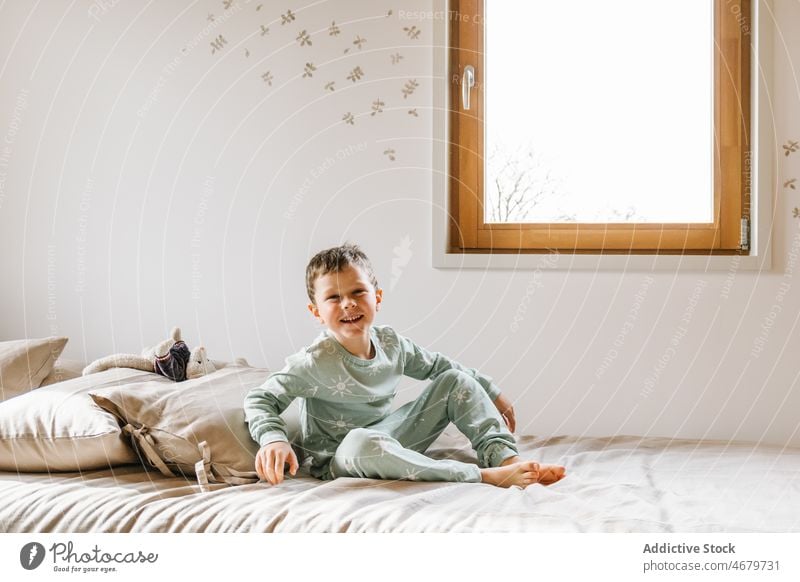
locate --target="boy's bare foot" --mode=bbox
[479,456,566,488]
[502,455,566,485]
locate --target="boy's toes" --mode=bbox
[523,470,539,481]
[523,461,539,472]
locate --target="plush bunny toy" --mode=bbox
[82,327,222,381]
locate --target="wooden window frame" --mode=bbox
[448,0,752,255]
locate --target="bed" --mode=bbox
[1,339,799,533]
[2,429,799,533]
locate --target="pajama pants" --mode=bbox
[328,369,519,483]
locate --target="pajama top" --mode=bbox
[243,325,502,480]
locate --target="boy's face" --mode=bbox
[308,264,383,343]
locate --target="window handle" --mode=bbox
[461,65,475,110]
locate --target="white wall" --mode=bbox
[1,0,798,446]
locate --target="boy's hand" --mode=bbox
[255,441,299,485]
[493,393,516,433]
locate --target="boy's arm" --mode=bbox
[244,373,302,446]
[397,331,502,401]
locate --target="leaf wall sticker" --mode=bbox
[403,26,421,39]
[281,9,296,25]
[347,67,364,83]
[297,30,312,46]
[210,35,227,54]
[401,79,419,98]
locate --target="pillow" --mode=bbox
[40,358,85,386]
[90,366,289,489]
[0,337,68,401]
[0,368,156,472]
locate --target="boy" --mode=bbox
[244,243,566,488]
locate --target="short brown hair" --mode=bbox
[306,243,379,304]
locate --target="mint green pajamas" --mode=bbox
[244,325,518,483]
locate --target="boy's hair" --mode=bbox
[306,243,379,304]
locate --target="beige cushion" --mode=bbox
[0,368,154,471]
[40,358,85,386]
[0,337,68,401]
[90,366,286,488]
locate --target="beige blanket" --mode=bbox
[1,431,797,532]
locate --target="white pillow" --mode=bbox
[0,368,157,472]
[0,337,68,401]
[40,358,85,386]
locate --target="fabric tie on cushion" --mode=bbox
[123,427,259,490]
[195,440,259,488]
[122,424,174,477]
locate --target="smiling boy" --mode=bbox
[244,243,566,488]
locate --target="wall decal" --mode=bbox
[198,2,426,154]
[401,79,418,99]
[347,67,364,83]
[281,9,296,25]
[785,139,798,219]
[403,25,421,39]
[210,34,227,54]
[297,30,312,46]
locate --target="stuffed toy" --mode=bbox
[82,327,243,381]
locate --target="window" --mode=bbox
[448,0,752,254]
